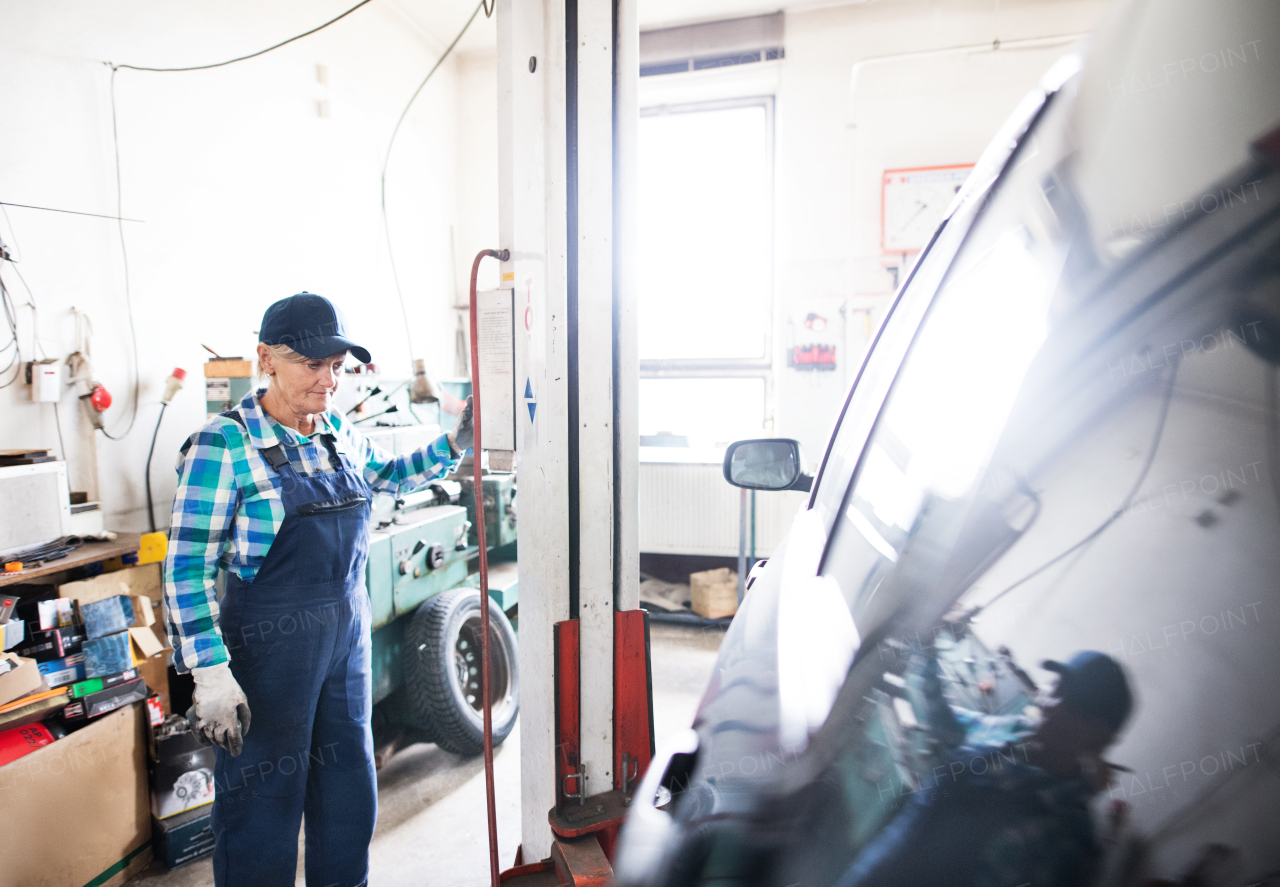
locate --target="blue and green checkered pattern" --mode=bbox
[163,388,458,673]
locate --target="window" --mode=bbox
[638,97,774,445]
[638,377,765,448]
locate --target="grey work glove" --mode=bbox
[188,662,251,756]
[449,395,474,454]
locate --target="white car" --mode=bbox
[617,0,1280,883]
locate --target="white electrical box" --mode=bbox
[475,289,517,452]
[29,360,62,403]
[0,461,72,558]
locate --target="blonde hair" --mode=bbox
[257,343,309,382]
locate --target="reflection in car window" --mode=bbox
[809,81,1053,536]
[822,117,1068,633]
[811,206,970,532]
[795,73,1280,887]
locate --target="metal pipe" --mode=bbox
[469,246,510,887]
[848,33,1087,122]
[737,486,747,604]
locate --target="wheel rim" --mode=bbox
[454,612,515,723]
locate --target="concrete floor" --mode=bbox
[128,621,723,886]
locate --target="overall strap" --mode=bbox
[221,409,291,473]
[318,433,345,472]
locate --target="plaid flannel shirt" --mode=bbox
[162,388,458,673]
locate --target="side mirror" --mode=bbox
[723,439,812,492]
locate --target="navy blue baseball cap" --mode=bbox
[1042,651,1133,735]
[259,292,371,364]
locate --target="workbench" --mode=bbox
[0,533,144,588]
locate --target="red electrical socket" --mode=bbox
[90,385,113,412]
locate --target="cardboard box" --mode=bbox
[0,652,42,705]
[130,624,165,659]
[690,567,740,619]
[137,654,172,717]
[81,594,135,639]
[14,624,85,662]
[70,668,139,699]
[132,594,156,627]
[38,652,86,688]
[0,704,152,886]
[151,725,216,819]
[59,563,162,608]
[63,676,148,722]
[83,630,135,678]
[36,597,75,630]
[153,804,215,870]
[0,721,55,767]
[0,691,68,731]
[2,616,23,650]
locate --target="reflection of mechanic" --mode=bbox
[838,650,1133,887]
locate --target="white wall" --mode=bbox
[774,0,1109,459]
[0,0,466,531]
[455,49,502,317]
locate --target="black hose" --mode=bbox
[145,402,167,533]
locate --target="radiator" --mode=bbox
[638,456,807,557]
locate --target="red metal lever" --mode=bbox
[469,247,510,887]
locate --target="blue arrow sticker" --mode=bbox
[527,402,537,422]
[524,379,533,400]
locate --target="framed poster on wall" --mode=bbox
[881,164,974,253]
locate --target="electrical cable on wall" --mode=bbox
[0,209,36,391]
[0,201,143,223]
[144,403,168,531]
[0,274,23,389]
[1,228,68,461]
[380,0,492,368]
[98,66,142,441]
[53,402,67,460]
[112,0,376,73]
[101,0,381,441]
[0,211,25,389]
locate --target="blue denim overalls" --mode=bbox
[212,413,376,887]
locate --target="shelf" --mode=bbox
[0,534,144,588]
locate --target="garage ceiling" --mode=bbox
[386,0,881,56]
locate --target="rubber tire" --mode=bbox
[403,588,520,755]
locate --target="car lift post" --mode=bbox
[494,1,649,884]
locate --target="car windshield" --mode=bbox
[786,52,1280,887]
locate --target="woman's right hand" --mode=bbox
[188,662,252,756]
[448,395,475,454]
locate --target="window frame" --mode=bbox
[637,95,777,435]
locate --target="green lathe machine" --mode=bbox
[360,425,518,763]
